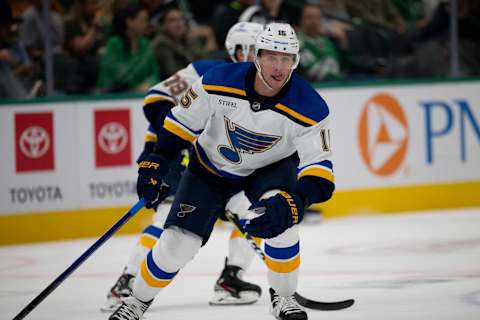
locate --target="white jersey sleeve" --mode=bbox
[144,63,201,106]
[295,117,333,182]
[163,77,214,143]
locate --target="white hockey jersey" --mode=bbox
[163,62,334,184]
[142,60,226,142]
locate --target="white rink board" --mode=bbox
[321,82,480,189]
[0,81,479,216]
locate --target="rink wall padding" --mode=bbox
[0,206,154,245]
[1,78,479,245]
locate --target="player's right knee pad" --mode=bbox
[152,226,202,272]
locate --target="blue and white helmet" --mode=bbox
[254,22,300,69]
[225,22,264,62]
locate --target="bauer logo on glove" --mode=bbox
[245,191,305,239]
[138,160,160,170]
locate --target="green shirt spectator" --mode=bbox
[296,4,343,82]
[97,35,159,92]
[97,4,159,93]
[298,32,342,81]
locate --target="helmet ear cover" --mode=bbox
[225,22,264,62]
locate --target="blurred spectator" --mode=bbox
[97,4,160,93]
[316,0,351,48]
[239,0,295,25]
[391,0,480,77]
[211,0,256,49]
[187,0,227,25]
[391,0,425,28]
[0,0,32,99]
[343,0,407,33]
[296,3,343,81]
[61,0,106,94]
[152,5,217,79]
[19,0,65,60]
[138,0,167,36]
[96,0,130,36]
[329,0,408,77]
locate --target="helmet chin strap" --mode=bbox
[254,58,274,91]
[254,57,294,92]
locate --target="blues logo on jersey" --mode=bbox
[218,117,281,164]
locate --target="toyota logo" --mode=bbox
[19,126,51,158]
[358,93,409,176]
[98,122,128,154]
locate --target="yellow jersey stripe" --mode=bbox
[144,132,157,143]
[164,119,196,143]
[193,143,221,176]
[202,84,246,96]
[140,259,173,288]
[275,103,317,126]
[299,167,335,183]
[265,255,300,273]
[144,95,175,105]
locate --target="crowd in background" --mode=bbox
[1,0,479,99]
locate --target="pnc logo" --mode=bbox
[19,126,51,159]
[358,93,409,176]
[97,122,128,154]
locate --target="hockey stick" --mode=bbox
[13,199,146,320]
[224,210,355,311]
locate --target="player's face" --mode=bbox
[235,45,255,62]
[127,9,148,36]
[257,49,296,90]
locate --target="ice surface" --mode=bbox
[2,208,480,320]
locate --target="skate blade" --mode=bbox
[100,297,122,312]
[209,290,260,306]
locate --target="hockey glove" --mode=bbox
[136,141,155,164]
[245,191,304,239]
[137,153,170,209]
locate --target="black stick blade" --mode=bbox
[294,292,355,311]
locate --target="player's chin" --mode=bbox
[270,76,286,88]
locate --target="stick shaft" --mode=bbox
[13,199,145,320]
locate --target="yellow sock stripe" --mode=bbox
[299,166,334,183]
[140,259,173,288]
[137,234,157,250]
[265,255,300,273]
[163,118,196,143]
[230,230,262,245]
[230,229,243,239]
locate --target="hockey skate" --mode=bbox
[209,258,262,305]
[108,296,152,320]
[270,288,308,320]
[101,273,135,312]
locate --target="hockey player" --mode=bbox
[102,22,265,311]
[109,22,334,320]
